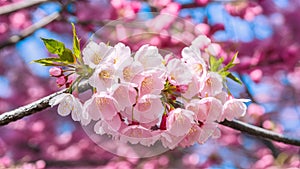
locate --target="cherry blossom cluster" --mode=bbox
[49,35,249,149]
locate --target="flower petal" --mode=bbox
[166,108,194,137]
[220,99,250,121]
[95,92,118,120]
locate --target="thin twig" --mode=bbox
[0,81,299,146]
[220,119,300,146]
[0,0,50,15]
[240,75,280,157]
[0,12,60,49]
[180,1,243,9]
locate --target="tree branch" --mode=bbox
[240,75,280,157]
[0,12,60,49]
[0,89,66,126]
[0,81,299,147]
[220,120,300,146]
[0,0,51,15]
[180,1,244,9]
[0,81,89,126]
[36,159,107,167]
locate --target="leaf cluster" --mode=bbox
[33,24,81,66]
[209,52,242,85]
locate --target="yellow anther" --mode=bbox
[113,58,118,64]
[99,70,111,80]
[142,77,153,90]
[206,78,212,86]
[196,64,203,72]
[96,97,109,105]
[93,54,102,64]
[138,99,151,111]
[123,67,131,81]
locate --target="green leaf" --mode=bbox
[72,23,81,59]
[227,72,243,85]
[32,58,62,66]
[60,48,75,63]
[230,52,238,65]
[41,38,66,55]
[219,71,230,79]
[222,52,238,72]
[209,55,224,72]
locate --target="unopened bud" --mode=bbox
[56,75,67,87]
[49,67,63,77]
[176,85,188,93]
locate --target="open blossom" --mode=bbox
[110,83,137,111]
[83,95,102,121]
[49,93,89,124]
[119,61,144,83]
[83,92,119,122]
[219,98,251,121]
[94,114,122,137]
[181,45,207,79]
[94,92,118,120]
[135,69,166,96]
[82,41,113,68]
[160,130,185,149]
[191,35,211,50]
[179,124,202,148]
[184,97,222,145]
[108,42,133,70]
[206,43,222,56]
[131,94,164,123]
[49,34,249,149]
[166,108,194,137]
[134,44,165,69]
[181,76,200,99]
[88,64,116,92]
[201,72,223,97]
[167,58,193,85]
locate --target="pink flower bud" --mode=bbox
[49,67,63,77]
[176,84,188,93]
[65,74,76,88]
[56,76,67,87]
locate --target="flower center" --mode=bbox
[194,63,203,74]
[113,58,118,64]
[93,54,102,65]
[123,67,132,81]
[99,70,111,80]
[206,78,212,86]
[138,99,151,112]
[96,97,109,105]
[141,76,153,93]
